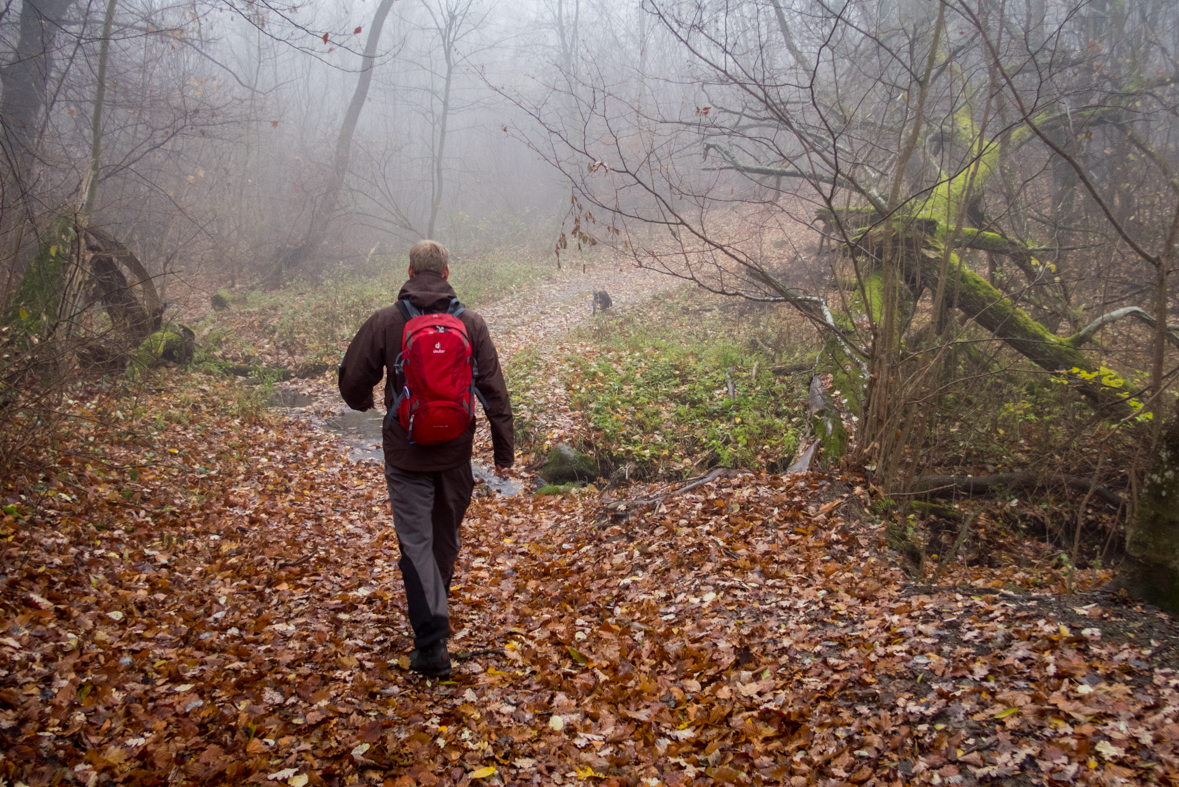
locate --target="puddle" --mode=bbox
[322,408,521,497]
[472,464,522,497]
[268,390,316,408]
[325,409,385,461]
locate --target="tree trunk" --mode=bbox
[83,226,161,343]
[1110,402,1179,612]
[266,0,396,287]
[80,0,119,222]
[427,33,455,239]
[0,0,78,305]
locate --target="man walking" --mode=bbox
[339,240,514,678]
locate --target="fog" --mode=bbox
[2,0,649,289]
[3,0,1178,303]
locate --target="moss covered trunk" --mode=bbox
[912,247,1130,411]
[1112,404,1179,612]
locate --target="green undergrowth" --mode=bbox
[448,248,554,308]
[534,482,582,496]
[918,351,1145,476]
[196,248,556,368]
[504,347,547,454]
[563,290,812,479]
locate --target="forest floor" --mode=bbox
[3,254,1179,787]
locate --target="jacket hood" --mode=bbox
[397,270,459,313]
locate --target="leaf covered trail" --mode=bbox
[4,264,1179,786]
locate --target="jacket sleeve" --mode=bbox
[470,315,515,468]
[338,312,387,412]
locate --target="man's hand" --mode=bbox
[494,465,512,479]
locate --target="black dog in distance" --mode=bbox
[593,290,612,315]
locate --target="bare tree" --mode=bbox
[267,0,399,285]
[1,0,79,302]
[419,0,491,238]
[517,0,1179,600]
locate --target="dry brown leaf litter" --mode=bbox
[3,378,1178,787]
[5,257,1179,787]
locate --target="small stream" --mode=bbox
[271,390,522,497]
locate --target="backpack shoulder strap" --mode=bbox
[396,299,423,321]
[399,298,463,319]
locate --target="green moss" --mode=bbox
[1128,406,1179,561]
[816,205,880,232]
[5,217,76,336]
[814,332,864,459]
[539,445,598,484]
[851,269,885,323]
[128,327,193,379]
[918,106,1001,236]
[535,482,583,496]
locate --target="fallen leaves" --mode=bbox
[4,267,1179,785]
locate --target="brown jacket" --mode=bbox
[338,271,514,472]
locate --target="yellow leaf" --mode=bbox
[993,707,1019,719]
[470,766,497,779]
[288,775,308,787]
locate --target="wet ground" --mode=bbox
[271,392,523,496]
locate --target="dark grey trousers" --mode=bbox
[384,462,474,650]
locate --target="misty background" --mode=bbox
[1,0,661,299]
[5,0,1176,306]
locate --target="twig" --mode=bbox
[602,467,750,514]
[276,551,319,571]
[1071,454,1105,592]
[928,513,975,586]
[905,472,1124,509]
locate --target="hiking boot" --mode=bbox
[408,642,451,678]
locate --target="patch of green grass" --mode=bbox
[535,482,583,495]
[564,291,809,478]
[504,347,547,452]
[449,248,553,309]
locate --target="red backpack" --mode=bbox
[389,298,482,445]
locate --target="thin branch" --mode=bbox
[1066,306,1179,350]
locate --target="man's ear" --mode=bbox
[442,265,450,280]
[407,265,415,279]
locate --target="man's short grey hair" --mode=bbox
[409,240,449,274]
